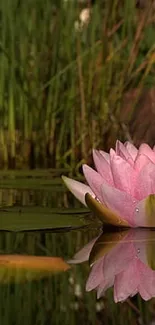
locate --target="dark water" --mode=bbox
[0,179,154,325]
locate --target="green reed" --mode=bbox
[0,0,154,170]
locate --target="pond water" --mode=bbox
[0,172,154,325]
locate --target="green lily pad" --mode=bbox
[0,178,64,191]
[0,206,89,231]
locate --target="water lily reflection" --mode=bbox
[69,228,155,302]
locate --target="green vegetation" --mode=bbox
[0,1,154,322]
[0,0,154,170]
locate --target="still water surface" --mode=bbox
[0,174,154,325]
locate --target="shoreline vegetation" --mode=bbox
[0,0,155,171]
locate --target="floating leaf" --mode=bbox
[85,193,129,227]
[0,206,89,231]
[0,178,64,191]
[0,255,70,282]
[0,169,69,178]
[0,206,89,215]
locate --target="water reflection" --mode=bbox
[0,228,98,325]
[0,254,70,283]
[0,184,154,324]
[69,228,155,302]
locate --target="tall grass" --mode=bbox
[0,0,154,170]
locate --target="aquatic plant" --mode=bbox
[63,141,155,227]
[0,0,154,168]
[69,228,155,302]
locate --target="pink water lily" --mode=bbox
[62,141,155,227]
[69,229,155,302]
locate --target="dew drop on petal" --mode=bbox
[135,208,139,213]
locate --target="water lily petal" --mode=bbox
[110,153,135,194]
[134,162,155,200]
[86,234,133,293]
[130,288,139,297]
[115,140,124,154]
[62,176,94,206]
[138,262,155,300]
[97,277,114,298]
[68,237,98,264]
[109,148,116,159]
[116,140,134,165]
[134,153,152,172]
[132,229,155,270]
[99,150,110,163]
[134,194,155,227]
[89,230,129,266]
[86,258,104,291]
[93,149,114,185]
[138,143,155,164]
[124,142,138,161]
[101,183,137,226]
[83,165,104,202]
[139,286,153,301]
[103,235,135,283]
[114,260,139,302]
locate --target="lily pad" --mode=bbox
[0,255,70,283]
[0,178,64,191]
[0,206,89,231]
